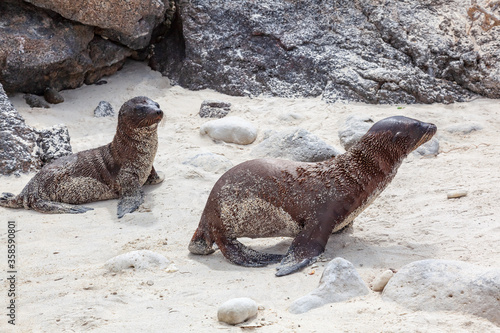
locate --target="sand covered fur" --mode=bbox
[1,61,499,332]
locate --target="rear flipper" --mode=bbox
[31,200,94,214]
[117,189,144,218]
[220,238,284,267]
[0,192,22,209]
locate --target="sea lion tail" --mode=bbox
[0,192,23,209]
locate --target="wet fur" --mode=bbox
[0,96,164,218]
[189,116,437,276]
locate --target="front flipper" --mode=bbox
[219,238,284,267]
[117,189,144,218]
[31,200,94,214]
[275,245,319,277]
[275,221,331,277]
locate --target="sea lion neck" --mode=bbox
[110,121,158,162]
[349,133,407,174]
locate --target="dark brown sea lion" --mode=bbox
[0,96,164,218]
[188,116,437,276]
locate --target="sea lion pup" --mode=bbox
[189,116,437,276]
[0,96,164,218]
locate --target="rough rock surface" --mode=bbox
[24,0,172,50]
[1,84,40,174]
[151,0,500,104]
[0,0,131,94]
[252,128,341,162]
[200,116,257,145]
[217,298,258,325]
[199,100,231,118]
[383,259,500,325]
[0,83,72,175]
[24,94,50,109]
[289,258,369,314]
[36,125,72,164]
[44,88,64,104]
[94,101,115,118]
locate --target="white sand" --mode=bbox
[1,60,499,332]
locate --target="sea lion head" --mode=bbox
[366,116,437,155]
[118,96,164,129]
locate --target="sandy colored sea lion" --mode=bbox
[0,96,164,218]
[189,116,437,276]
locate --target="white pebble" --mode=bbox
[217,297,258,325]
[447,190,467,199]
[104,250,170,272]
[200,116,257,145]
[372,270,394,292]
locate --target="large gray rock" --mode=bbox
[338,115,374,151]
[383,259,500,325]
[289,258,369,314]
[151,0,500,104]
[25,0,173,50]
[0,83,72,175]
[0,84,40,174]
[252,128,341,162]
[0,0,131,94]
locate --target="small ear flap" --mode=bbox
[392,131,403,143]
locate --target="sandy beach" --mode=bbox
[1,60,499,332]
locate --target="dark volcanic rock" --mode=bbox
[24,94,50,109]
[0,83,72,175]
[199,100,231,118]
[44,88,64,104]
[25,0,173,50]
[0,0,131,94]
[151,0,500,104]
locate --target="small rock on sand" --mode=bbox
[200,116,257,145]
[447,190,467,199]
[372,270,394,292]
[104,250,170,272]
[24,94,50,108]
[94,101,115,117]
[44,87,64,104]
[217,297,258,325]
[199,100,231,118]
